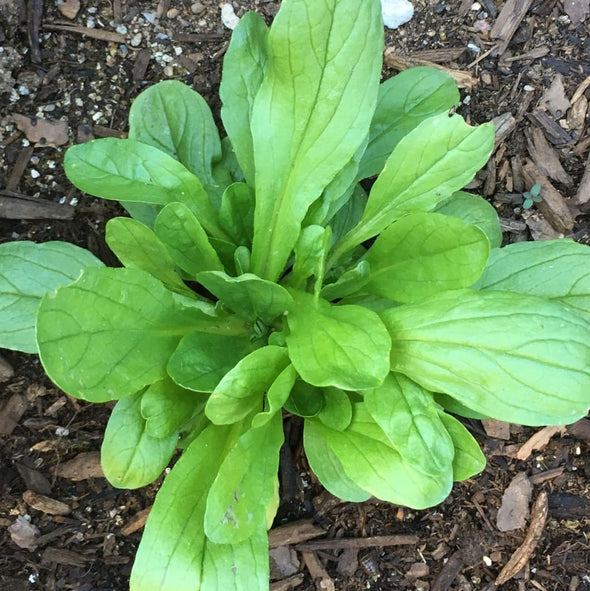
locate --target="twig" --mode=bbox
[296,534,418,552]
[44,23,125,43]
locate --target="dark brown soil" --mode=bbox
[1,1,589,590]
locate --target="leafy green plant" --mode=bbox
[1,0,589,589]
[522,183,542,209]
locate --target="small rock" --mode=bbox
[57,0,81,19]
[130,32,142,47]
[164,65,174,77]
[8,516,40,550]
[115,24,127,35]
[166,7,179,19]
[191,2,205,14]
[381,0,414,29]
[221,3,240,30]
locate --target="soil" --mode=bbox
[1,1,589,590]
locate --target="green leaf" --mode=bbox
[206,345,290,425]
[130,424,269,591]
[434,392,490,420]
[197,271,293,324]
[251,364,297,428]
[234,246,251,275]
[36,267,231,402]
[128,80,225,201]
[364,373,454,476]
[303,420,371,502]
[310,403,453,509]
[102,392,177,489]
[292,226,330,288]
[0,241,102,353]
[220,12,269,187]
[321,260,371,301]
[363,212,490,302]
[219,183,255,246]
[205,413,283,544]
[317,387,352,431]
[437,411,486,481]
[154,202,224,278]
[359,67,460,179]
[285,290,391,390]
[64,138,227,240]
[329,184,367,244]
[435,191,502,249]
[106,217,194,297]
[283,379,324,418]
[168,330,253,393]
[476,240,590,319]
[381,289,590,426]
[141,377,206,438]
[333,114,494,258]
[250,0,383,281]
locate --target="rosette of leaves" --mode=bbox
[1,0,589,589]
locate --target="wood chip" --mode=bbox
[492,112,517,146]
[384,48,477,89]
[408,48,466,63]
[522,211,564,240]
[0,354,14,380]
[539,73,572,118]
[563,0,589,25]
[482,419,511,440]
[521,161,576,233]
[42,547,90,568]
[495,491,548,585]
[296,534,418,552]
[56,451,104,480]
[6,145,34,191]
[0,393,28,436]
[15,463,52,495]
[0,190,75,220]
[496,473,532,532]
[22,491,71,516]
[132,48,151,83]
[57,0,80,19]
[490,0,533,55]
[12,114,69,147]
[526,127,573,187]
[269,519,326,549]
[502,46,550,63]
[567,418,590,441]
[527,110,573,145]
[301,551,335,591]
[574,152,590,206]
[120,507,152,536]
[571,74,590,104]
[270,574,305,591]
[515,426,566,461]
[528,467,565,485]
[43,23,126,43]
[431,550,464,591]
[336,547,359,576]
[568,95,588,135]
[270,546,300,578]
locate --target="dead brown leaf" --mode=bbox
[516,426,566,461]
[56,451,104,480]
[482,419,511,440]
[12,114,69,147]
[57,0,81,19]
[496,473,532,532]
[526,127,573,187]
[23,490,71,516]
[539,73,572,118]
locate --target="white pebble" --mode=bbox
[381,0,414,29]
[221,3,240,30]
[30,169,40,179]
[471,2,482,10]
[115,24,127,34]
[130,32,142,47]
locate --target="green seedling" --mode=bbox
[0,1,589,589]
[522,183,542,209]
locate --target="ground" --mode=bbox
[0,0,589,590]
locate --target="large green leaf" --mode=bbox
[381,289,590,425]
[363,212,490,302]
[36,267,245,402]
[310,403,453,509]
[332,114,494,259]
[476,240,590,319]
[102,392,178,489]
[0,241,102,353]
[206,345,290,425]
[365,374,454,476]
[64,138,228,240]
[130,424,269,591]
[435,191,502,249]
[303,420,371,502]
[359,67,460,179]
[220,12,269,187]
[106,217,194,297]
[128,80,224,200]
[285,290,391,390]
[205,413,283,544]
[197,271,293,324]
[250,0,383,281]
[154,202,224,278]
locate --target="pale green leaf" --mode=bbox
[250,0,383,280]
[476,239,590,319]
[363,212,490,302]
[382,289,590,425]
[321,260,370,301]
[292,226,330,288]
[102,392,177,488]
[205,413,283,544]
[317,387,352,431]
[0,241,102,353]
[219,183,255,246]
[285,290,391,390]
[251,364,297,428]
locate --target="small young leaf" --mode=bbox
[220,11,269,187]
[219,183,255,246]
[283,379,324,418]
[206,345,290,425]
[381,289,590,426]
[317,387,353,431]
[435,191,502,249]
[154,202,224,278]
[437,411,486,481]
[303,420,371,502]
[102,392,178,489]
[205,413,283,544]
[37,267,229,402]
[197,271,293,324]
[285,290,391,390]
[167,331,253,393]
[364,373,454,476]
[476,239,590,319]
[321,260,371,301]
[0,241,102,353]
[251,364,297,428]
[141,377,206,439]
[250,0,383,281]
[292,226,330,288]
[359,67,460,179]
[363,212,490,302]
[128,80,225,201]
[106,217,194,297]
